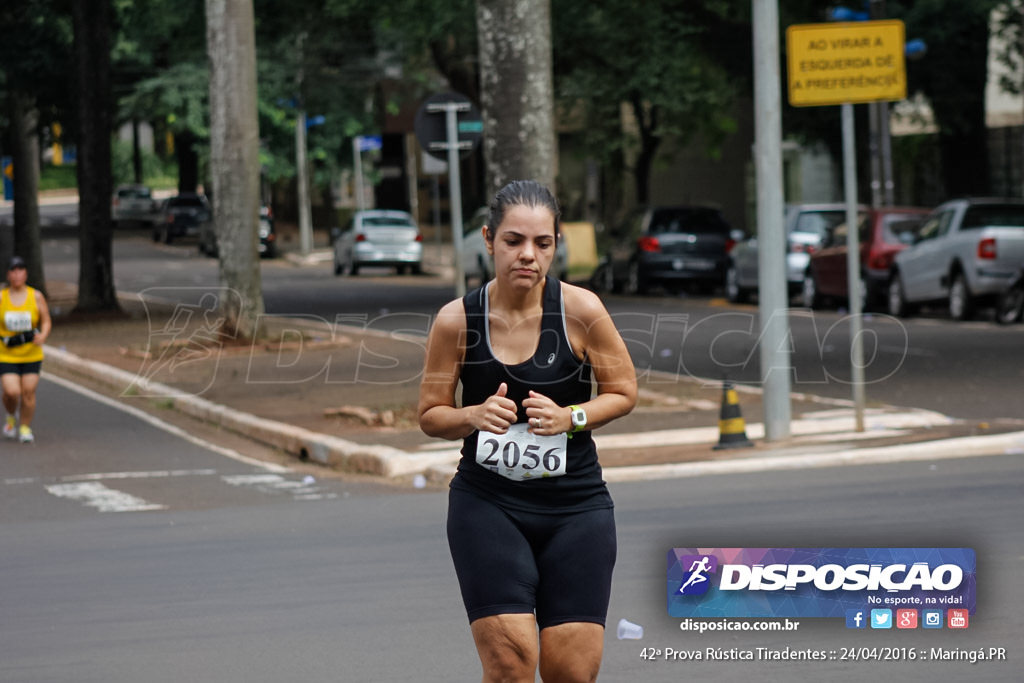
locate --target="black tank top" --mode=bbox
[450,276,613,513]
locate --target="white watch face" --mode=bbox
[571,407,587,427]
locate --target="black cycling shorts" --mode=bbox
[446,487,616,629]
[0,361,42,376]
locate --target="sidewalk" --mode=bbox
[39,277,1024,486]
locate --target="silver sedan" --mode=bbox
[333,210,423,276]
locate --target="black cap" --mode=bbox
[8,256,26,270]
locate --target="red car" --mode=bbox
[802,206,930,310]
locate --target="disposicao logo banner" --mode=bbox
[667,548,975,618]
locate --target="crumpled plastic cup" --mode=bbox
[616,618,644,640]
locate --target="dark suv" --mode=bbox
[152,193,211,244]
[592,206,736,295]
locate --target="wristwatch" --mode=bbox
[569,404,587,435]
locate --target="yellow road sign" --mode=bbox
[786,20,906,107]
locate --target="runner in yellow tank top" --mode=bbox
[1,256,51,443]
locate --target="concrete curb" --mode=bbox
[43,346,450,478]
[600,431,1024,483]
[41,345,1024,482]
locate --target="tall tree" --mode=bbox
[7,95,45,294]
[477,0,557,195]
[206,0,264,340]
[553,0,740,205]
[894,0,1001,197]
[0,0,72,291]
[73,0,118,312]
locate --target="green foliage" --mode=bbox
[553,0,743,199]
[38,164,78,192]
[120,62,210,138]
[111,141,177,188]
[991,1,1023,96]
[0,0,75,130]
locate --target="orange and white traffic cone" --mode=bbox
[712,381,754,450]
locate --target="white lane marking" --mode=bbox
[5,470,218,486]
[221,474,337,501]
[62,469,219,482]
[43,373,290,473]
[45,482,166,512]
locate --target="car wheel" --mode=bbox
[625,261,647,296]
[162,227,174,245]
[948,272,973,321]
[411,263,423,275]
[151,228,160,243]
[801,271,821,309]
[725,263,748,303]
[589,262,613,294]
[348,260,359,276]
[995,279,1024,325]
[887,274,911,318]
[333,258,344,276]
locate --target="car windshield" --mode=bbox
[961,205,1024,229]
[118,188,151,199]
[648,208,728,234]
[363,215,415,228]
[793,210,847,237]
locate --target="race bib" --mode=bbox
[475,423,568,481]
[4,311,32,333]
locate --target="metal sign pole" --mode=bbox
[444,105,467,298]
[352,137,366,212]
[753,0,791,441]
[296,111,313,255]
[842,102,866,432]
[418,93,481,298]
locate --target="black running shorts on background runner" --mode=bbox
[447,487,617,628]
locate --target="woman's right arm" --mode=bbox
[418,299,517,440]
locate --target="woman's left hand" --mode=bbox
[523,390,570,435]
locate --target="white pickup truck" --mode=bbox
[888,198,1024,320]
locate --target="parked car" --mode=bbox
[726,203,865,303]
[591,206,736,295]
[460,207,569,289]
[112,184,157,227]
[333,209,423,276]
[198,205,277,258]
[152,193,211,244]
[887,198,1024,320]
[802,206,930,309]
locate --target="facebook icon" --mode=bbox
[846,609,867,629]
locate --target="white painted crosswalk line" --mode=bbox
[220,474,337,501]
[44,482,167,513]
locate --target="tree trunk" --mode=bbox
[176,130,200,194]
[476,0,557,197]
[72,0,118,312]
[630,96,660,206]
[205,0,264,341]
[8,93,46,296]
[132,118,143,184]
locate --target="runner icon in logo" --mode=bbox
[678,555,715,595]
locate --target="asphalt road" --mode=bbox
[39,229,1024,421]
[1,376,1020,682]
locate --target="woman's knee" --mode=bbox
[472,615,539,682]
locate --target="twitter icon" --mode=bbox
[870,609,892,629]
